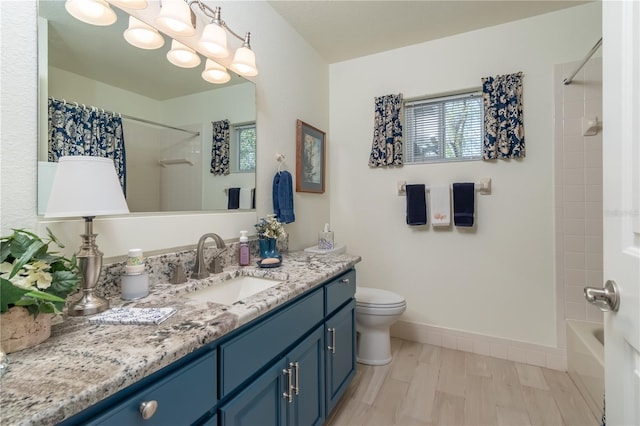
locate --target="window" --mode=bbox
[404,92,483,164]
[234,123,256,172]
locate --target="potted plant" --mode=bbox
[0,229,80,353]
[254,215,286,260]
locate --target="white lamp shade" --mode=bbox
[201,59,231,84]
[167,40,201,68]
[65,0,117,26]
[124,16,164,49]
[109,0,148,9]
[199,23,229,58]
[155,0,195,37]
[230,46,258,77]
[44,156,129,218]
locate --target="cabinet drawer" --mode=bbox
[220,289,324,397]
[325,269,355,315]
[87,350,217,426]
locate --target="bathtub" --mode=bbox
[566,320,604,421]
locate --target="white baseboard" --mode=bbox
[390,320,567,371]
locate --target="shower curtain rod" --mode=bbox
[563,38,602,85]
[48,97,201,137]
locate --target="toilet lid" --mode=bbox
[355,286,406,307]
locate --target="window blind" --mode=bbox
[404,92,483,164]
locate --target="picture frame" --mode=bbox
[296,119,325,193]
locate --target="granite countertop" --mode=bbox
[0,251,361,426]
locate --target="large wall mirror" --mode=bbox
[37,1,256,214]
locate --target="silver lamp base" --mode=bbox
[67,217,109,316]
[67,291,109,316]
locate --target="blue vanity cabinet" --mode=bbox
[324,269,356,416]
[78,349,217,426]
[220,326,325,426]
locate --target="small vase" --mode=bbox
[259,238,281,260]
[0,307,53,354]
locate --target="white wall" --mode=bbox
[329,3,601,347]
[1,0,329,259]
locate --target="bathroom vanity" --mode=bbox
[0,252,360,426]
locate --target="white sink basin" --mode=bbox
[183,276,283,305]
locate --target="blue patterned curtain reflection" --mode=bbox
[48,98,127,192]
[482,72,525,160]
[211,119,230,176]
[369,93,403,167]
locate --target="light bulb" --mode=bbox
[124,17,164,50]
[202,59,231,84]
[155,0,195,37]
[167,40,201,68]
[65,0,116,26]
[199,23,229,58]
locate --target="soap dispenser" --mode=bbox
[239,230,250,266]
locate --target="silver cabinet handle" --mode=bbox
[282,367,293,403]
[341,278,350,284]
[139,400,158,420]
[292,361,299,395]
[328,327,336,354]
[585,280,620,312]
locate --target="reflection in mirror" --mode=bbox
[37,1,256,214]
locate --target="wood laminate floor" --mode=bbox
[326,338,599,426]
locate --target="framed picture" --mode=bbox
[296,119,325,193]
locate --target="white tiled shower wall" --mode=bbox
[554,57,604,352]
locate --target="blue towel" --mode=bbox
[453,183,475,227]
[405,184,427,226]
[273,171,295,223]
[227,187,240,209]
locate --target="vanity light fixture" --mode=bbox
[190,2,259,77]
[109,0,148,9]
[198,7,229,58]
[167,40,201,68]
[65,0,117,26]
[44,156,130,316]
[124,16,164,50]
[155,0,196,37]
[202,59,231,84]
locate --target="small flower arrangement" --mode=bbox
[0,229,80,316]
[255,215,286,240]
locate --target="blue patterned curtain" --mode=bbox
[369,93,403,167]
[48,98,127,192]
[482,72,525,160]
[211,119,230,176]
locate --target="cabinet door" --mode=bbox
[325,300,356,415]
[285,326,325,426]
[219,362,286,426]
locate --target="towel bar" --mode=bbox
[397,178,491,196]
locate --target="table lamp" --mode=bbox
[45,156,129,316]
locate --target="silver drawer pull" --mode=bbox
[292,361,300,395]
[341,278,350,284]
[328,327,336,354]
[282,368,293,403]
[139,400,158,420]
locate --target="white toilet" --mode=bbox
[355,286,407,365]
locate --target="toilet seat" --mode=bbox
[356,287,406,308]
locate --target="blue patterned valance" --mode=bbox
[48,98,127,192]
[369,93,403,167]
[482,72,525,160]
[210,119,230,176]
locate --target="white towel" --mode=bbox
[88,307,176,325]
[430,185,451,227]
[239,188,253,209]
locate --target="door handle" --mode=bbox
[584,280,620,312]
[292,361,299,395]
[328,327,336,354]
[282,367,293,403]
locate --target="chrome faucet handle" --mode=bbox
[170,263,187,284]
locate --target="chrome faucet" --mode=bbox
[193,233,227,279]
